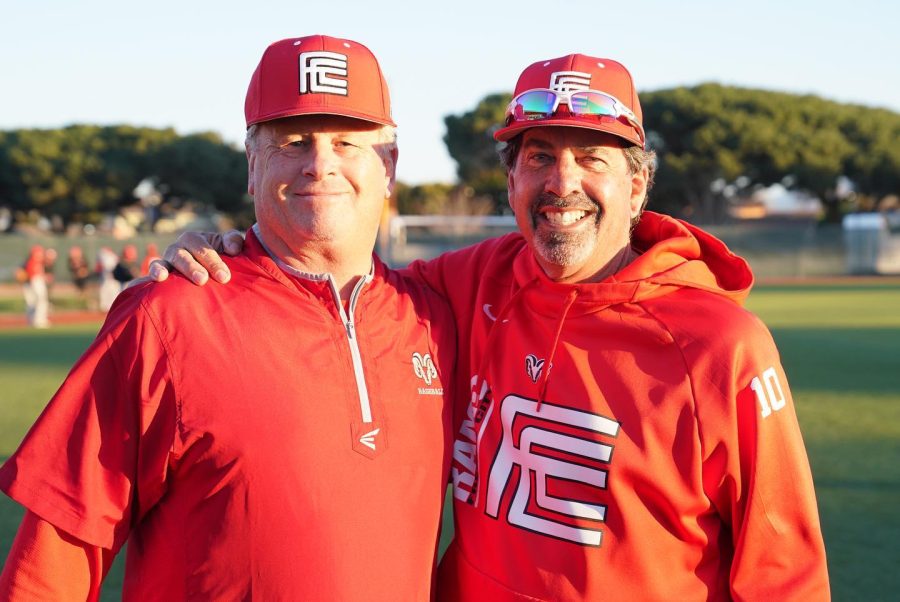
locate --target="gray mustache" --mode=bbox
[534,192,599,212]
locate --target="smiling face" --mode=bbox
[507,127,649,283]
[247,114,396,273]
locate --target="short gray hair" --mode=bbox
[244,123,261,151]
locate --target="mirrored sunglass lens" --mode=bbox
[514,91,557,120]
[570,92,617,116]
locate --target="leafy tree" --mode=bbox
[642,84,900,222]
[395,182,456,214]
[0,125,247,225]
[443,85,900,223]
[443,93,511,211]
[151,133,248,213]
[395,182,495,216]
[0,131,28,211]
[0,125,179,223]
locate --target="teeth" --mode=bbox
[543,210,586,226]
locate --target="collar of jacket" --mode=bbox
[242,226,387,308]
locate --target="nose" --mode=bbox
[301,140,339,181]
[544,153,582,199]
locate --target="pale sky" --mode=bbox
[2,0,898,184]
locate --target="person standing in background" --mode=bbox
[96,246,119,311]
[112,244,140,288]
[140,243,160,277]
[21,245,50,328]
[42,247,58,303]
[67,246,94,310]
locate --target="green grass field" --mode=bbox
[1,282,898,600]
[747,284,900,600]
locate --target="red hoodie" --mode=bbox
[407,211,829,601]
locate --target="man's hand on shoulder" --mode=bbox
[146,230,245,286]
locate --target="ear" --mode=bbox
[629,165,649,219]
[507,169,516,213]
[246,145,256,197]
[384,146,399,197]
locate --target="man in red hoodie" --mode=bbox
[145,54,831,600]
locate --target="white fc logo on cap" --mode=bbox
[299,51,349,96]
[549,70,591,94]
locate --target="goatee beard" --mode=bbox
[530,192,602,267]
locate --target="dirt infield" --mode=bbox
[0,282,107,328]
[0,310,106,329]
[0,282,83,297]
[1,275,897,330]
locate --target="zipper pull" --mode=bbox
[346,321,355,339]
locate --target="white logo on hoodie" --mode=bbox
[484,395,620,546]
[525,354,546,383]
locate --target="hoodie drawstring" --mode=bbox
[471,277,542,401]
[467,277,541,506]
[536,289,579,412]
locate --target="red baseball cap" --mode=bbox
[244,35,395,128]
[494,54,644,148]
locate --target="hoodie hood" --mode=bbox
[511,211,753,317]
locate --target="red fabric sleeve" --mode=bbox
[402,251,457,302]
[691,315,830,600]
[401,234,522,314]
[0,510,113,601]
[0,288,178,552]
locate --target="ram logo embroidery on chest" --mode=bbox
[412,352,437,384]
[412,352,443,396]
[525,354,546,383]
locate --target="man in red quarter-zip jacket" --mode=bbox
[146,56,831,600]
[0,36,455,601]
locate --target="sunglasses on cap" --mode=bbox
[505,88,645,144]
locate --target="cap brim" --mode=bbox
[247,107,396,129]
[494,116,642,147]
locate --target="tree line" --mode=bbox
[3,85,899,227]
[440,84,900,222]
[0,125,247,227]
